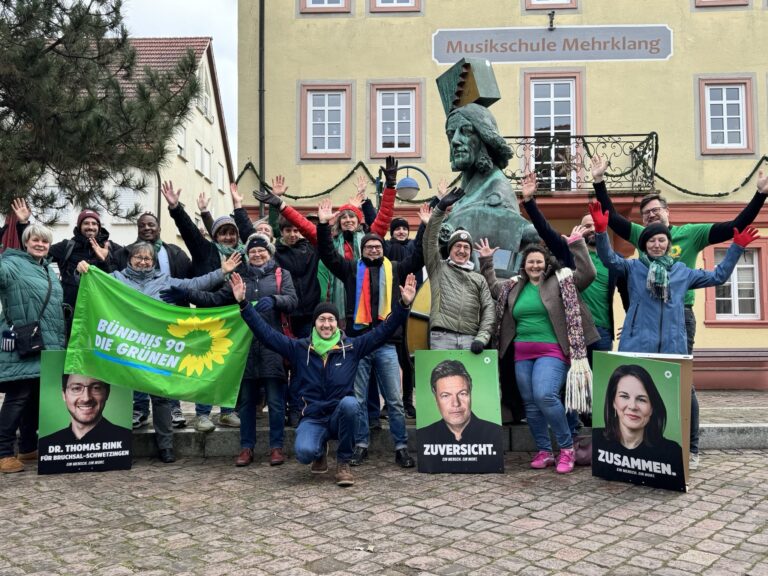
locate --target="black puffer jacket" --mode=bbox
[185,259,298,381]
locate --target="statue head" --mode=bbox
[445,104,513,174]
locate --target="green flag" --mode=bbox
[65,268,252,407]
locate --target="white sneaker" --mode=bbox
[219,412,241,428]
[195,415,216,433]
[171,407,187,428]
[689,452,700,470]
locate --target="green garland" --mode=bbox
[235,152,767,205]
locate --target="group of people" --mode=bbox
[0,150,764,486]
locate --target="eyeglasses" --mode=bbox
[641,206,664,218]
[66,383,107,396]
[363,245,383,252]
[130,255,154,263]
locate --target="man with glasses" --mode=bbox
[40,374,132,467]
[591,155,768,468]
[315,198,424,469]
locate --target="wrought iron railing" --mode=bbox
[502,132,658,194]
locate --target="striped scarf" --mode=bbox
[555,268,593,415]
[353,257,393,329]
[318,230,363,316]
[639,252,674,302]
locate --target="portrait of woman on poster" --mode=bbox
[593,364,685,490]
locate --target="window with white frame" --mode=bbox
[194,141,203,173]
[529,78,576,191]
[176,126,186,158]
[217,163,225,191]
[375,0,416,7]
[308,91,345,154]
[301,0,350,12]
[526,0,578,8]
[308,0,344,5]
[705,84,746,149]
[376,89,415,154]
[714,247,760,319]
[114,187,140,223]
[198,68,211,119]
[203,149,212,179]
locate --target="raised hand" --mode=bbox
[317,198,336,224]
[11,198,30,223]
[348,190,365,208]
[437,187,465,211]
[474,238,498,259]
[160,181,181,208]
[229,272,246,302]
[254,188,284,209]
[563,225,587,244]
[591,155,609,183]
[89,238,110,261]
[733,226,760,248]
[588,201,609,233]
[271,175,288,197]
[229,182,243,208]
[436,177,448,199]
[757,170,768,195]
[382,155,398,189]
[399,273,417,305]
[197,191,211,212]
[221,251,243,274]
[356,173,369,196]
[521,172,538,201]
[418,203,432,225]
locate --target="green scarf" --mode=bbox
[311,327,341,358]
[639,252,674,302]
[152,239,164,253]
[215,242,246,257]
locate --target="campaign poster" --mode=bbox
[592,351,689,492]
[415,350,504,473]
[38,350,132,474]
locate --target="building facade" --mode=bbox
[238,0,768,388]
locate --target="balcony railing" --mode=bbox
[502,132,658,194]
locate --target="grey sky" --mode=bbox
[123,0,238,166]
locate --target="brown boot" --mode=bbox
[17,450,38,461]
[235,448,254,467]
[269,447,285,466]
[310,443,329,474]
[335,462,355,487]
[0,456,24,474]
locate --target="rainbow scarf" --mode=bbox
[353,257,393,330]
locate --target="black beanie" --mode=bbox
[360,233,384,250]
[638,223,672,253]
[312,302,340,324]
[246,233,272,254]
[389,217,409,236]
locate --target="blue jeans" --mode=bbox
[194,402,234,417]
[515,356,573,452]
[684,306,700,455]
[239,378,285,449]
[0,379,39,457]
[587,326,613,366]
[353,344,408,449]
[294,396,359,464]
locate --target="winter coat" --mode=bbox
[109,266,225,301]
[480,239,600,359]
[596,232,744,355]
[239,298,411,421]
[424,207,495,345]
[114,241,192,279]
[17,223,120,309]
[184,259,298,381]
[316,221,424,339]
[0,249,66,383]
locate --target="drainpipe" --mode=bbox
[258,0,266,218]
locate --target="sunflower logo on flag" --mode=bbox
[167,317,233,376]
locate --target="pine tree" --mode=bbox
[0,0,199,222]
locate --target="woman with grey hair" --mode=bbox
[76,242,242,463]
[0,223,66,473]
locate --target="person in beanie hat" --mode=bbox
[591,200,760,471]
[424,188,495,354]
[159,180,246,431]
[231,270,418,487]
[12,200,119,335]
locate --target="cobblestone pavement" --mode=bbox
[2,450,767,576]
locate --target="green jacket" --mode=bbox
[0,249,66,383]
[424,207,494,344]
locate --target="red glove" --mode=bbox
[733,226,760,248]
[588,201,609,233]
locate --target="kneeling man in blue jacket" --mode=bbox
[231,272,417,487]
